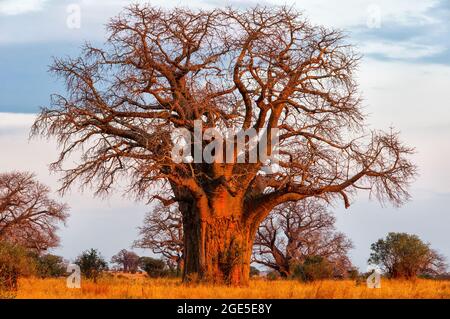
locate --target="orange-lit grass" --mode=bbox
[15,275,450,299]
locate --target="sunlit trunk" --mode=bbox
[181,192,255,286]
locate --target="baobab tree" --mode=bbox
[134,203,184,274]
[111,249,140,273]
[32,5,416,285]
[253,200,353,278]
[0,172,68,252]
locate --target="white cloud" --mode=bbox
[361,41,445,59]
[0,112,35,127]
[0,0,442,44]
[0,0,48,15]
[269,0,438,28]
[357,59,450,193]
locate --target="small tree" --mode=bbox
[0,242,35,292]
[111,249,140,273]
[368,232,447,279]
[75,249,108,282]
[139,257,169,278]
[0,172,68,252]
[134,204,184,275]
[35,254,67,278]
[253,200,353,278]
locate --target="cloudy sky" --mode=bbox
[0,0,449,270]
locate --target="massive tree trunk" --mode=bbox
[180,192,256,286]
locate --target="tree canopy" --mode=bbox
[368,232,447,279]
[32,5,416,285]
[253,200,353,277]
[75,248,108,281]
[0,172,68,252]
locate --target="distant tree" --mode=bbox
[0,242,35,291]
[34,254,67,278]
[139,256,169,278]
[368,232,447,279]
[0,172,68,252]
[111,249,140,273]
[253,200,353,278]
[75,249,108,282]
[134,204,184,274]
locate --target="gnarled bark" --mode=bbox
[181,193,255,285]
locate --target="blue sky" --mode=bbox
[1,0,449,270]
[1,0,449,113]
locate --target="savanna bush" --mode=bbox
[75,248,108,282]
[250,266,260,277]
[291,256,334,282]
[139,257,170,278]
[266,271,281,281]
[0,242,35,291]
[34,254,67,278]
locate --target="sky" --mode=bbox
[0,0,449,271]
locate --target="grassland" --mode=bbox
[11,274,450,299]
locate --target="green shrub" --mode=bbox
[139,257,169,278]
[347,267,360,280]
[250,266,260,277]
[291,256,333,282]
[266,271,280,281]
[35,254,67,278]
[0,242,35,291]
[75,249,108,282]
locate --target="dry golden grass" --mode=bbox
[11,275,450,299]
